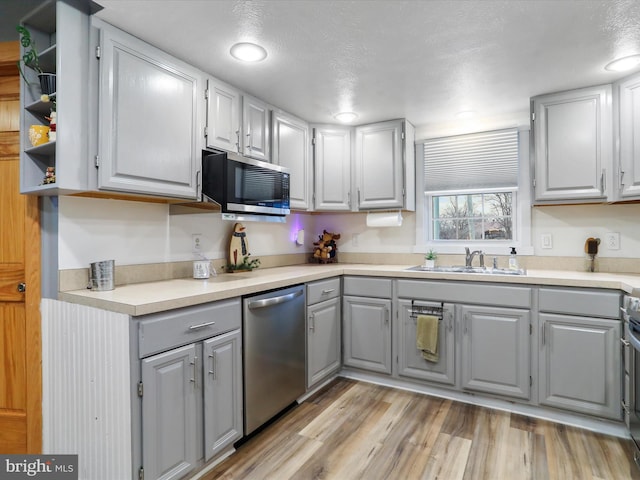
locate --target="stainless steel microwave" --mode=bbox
[201,150,290,218]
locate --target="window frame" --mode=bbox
[414,128,533,256]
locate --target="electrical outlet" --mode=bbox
[192,233,202,252]
[604,232,620,250]
[541,233,553,249]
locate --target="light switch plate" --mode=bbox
[605,232,620,250]
[541,233,552,249]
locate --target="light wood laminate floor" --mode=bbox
[202,378,640,480]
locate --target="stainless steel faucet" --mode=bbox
[465,247,485,268]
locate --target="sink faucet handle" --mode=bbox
[479,251,485,268]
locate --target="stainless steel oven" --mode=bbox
[623,295,640,468]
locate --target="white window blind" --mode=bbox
[424,128,519,191]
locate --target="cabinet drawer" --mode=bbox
[138,298,241,358]
[307,278,341,305]
[343,277,392,298]
[539,288,621,319]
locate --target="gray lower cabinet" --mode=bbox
[141,344,199,480]
[460,305,531,400]
[397,299,456,386]
[137,299,243,480]
[343,295,392,373]
[307,297,341,388]
[203,330,243,461]
[539,314,621,419]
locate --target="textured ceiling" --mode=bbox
[93,0,639,136]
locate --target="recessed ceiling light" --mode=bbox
[230,42,267,62]
[604,54,640,72]
[334,112,358,123]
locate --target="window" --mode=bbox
[418,128,531,253]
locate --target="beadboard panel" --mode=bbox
[41,299,132,480]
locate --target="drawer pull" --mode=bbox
[621,338,631,348]
[322,288,336,295]
[188,321,216,330]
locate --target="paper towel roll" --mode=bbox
[366,211,403,227]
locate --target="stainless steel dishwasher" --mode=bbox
[243,284,306,435]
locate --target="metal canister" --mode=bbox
[88,260,115,291]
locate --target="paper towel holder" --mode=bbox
[366,210,403,227]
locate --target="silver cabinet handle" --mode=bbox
[248,289,303,309]
[309,313,315,332]
[190,356,198,388]
[601,169,606,195]
[189,321,216,330]
[321,288,335,295]
[542,323,546,346]
[621,337,631,347]
[208,352,216,379]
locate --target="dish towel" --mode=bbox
[416,314,439,363]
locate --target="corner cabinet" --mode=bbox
[615,71,640,200]
[272,110,312,210]
[20,0,97,195]
[354,119,415,211]
[342,277,393,374]
[531,85,613,204]
[95,20,203,199]
[313,125,352,211]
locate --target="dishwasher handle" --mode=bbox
[247,289,303,309]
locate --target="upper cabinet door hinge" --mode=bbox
[204,126,208,138]
[204,88,209,100]
[401,131,406,140]
[532,178,536,188]
[95,45,101,59]
[139,466,144,480]
[137,381,143,397]
[311,137,316,146]
[531,112,535,122]
[94,155,100,168]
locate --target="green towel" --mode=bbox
[416,314,439,363]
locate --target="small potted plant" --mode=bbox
[424,249,437,269]
[16,25,56,95]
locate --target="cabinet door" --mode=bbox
[355,120,404,209]
[313,126,352,211]
[98,25,201,199]
[272,110,311,210]
[617,72,640,199]
[206,78,241,153]
[203,329,243,461]
[343,296,392,374]
[460,305,530,399]
[307,297,341,388]
[141,344,198,480]
[397,300,455,386]
[539,314,621,419]
[242,95,270,162]
[532,85,612,203]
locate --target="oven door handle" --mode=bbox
[628,326,640,351]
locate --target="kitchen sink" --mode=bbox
[406,265,527,276]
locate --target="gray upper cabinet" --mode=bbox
[532,85,613,204]
[460,305,531,400]
[203,329,243,461]
[206,78,241,153]
[615,71,640,200]
[272,110,312,210]
[397,300,456,386]
[313,126,352,211]
[96,22,202,199]
[241,95,271,162]
[141,343,198,480]
[354,119,415,211]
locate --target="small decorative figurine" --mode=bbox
[226,223,260,272]
[42,166,55,185]
[312,230,341,263]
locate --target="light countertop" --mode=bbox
[58,264,640,316]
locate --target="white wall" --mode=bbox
[58,196,315,269]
